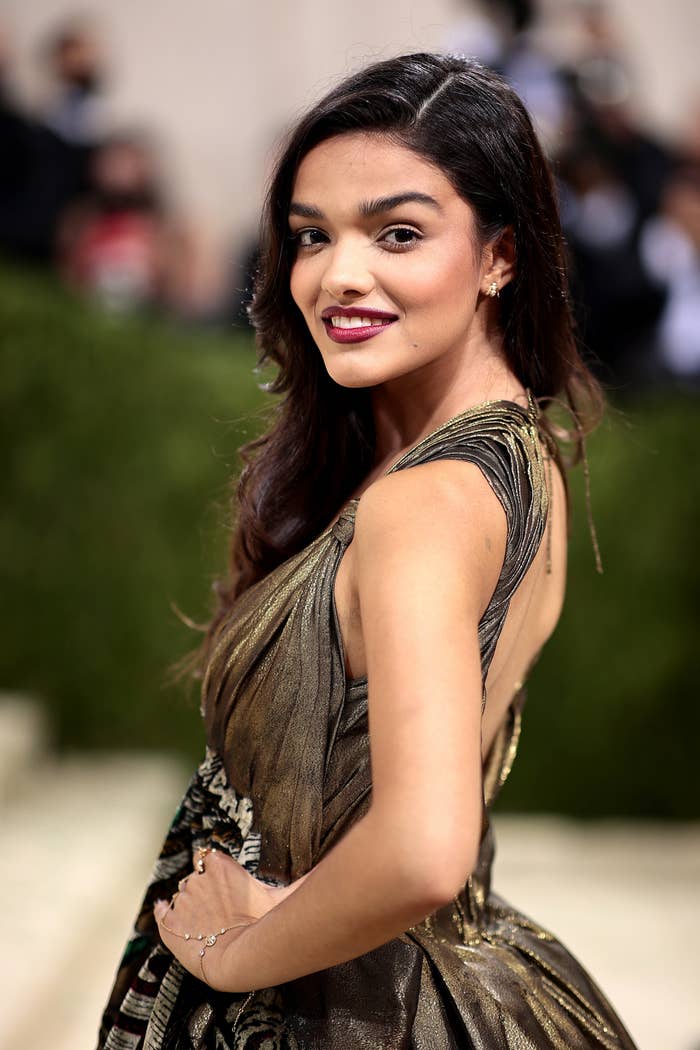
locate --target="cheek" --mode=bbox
[289,256,320,313]
[292,262,329,329]
[396,249,477,313]
[289,261,305,311]
[433,238,479,293]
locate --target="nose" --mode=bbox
[321,237,375,301]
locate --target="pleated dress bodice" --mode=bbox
[201,391,550,890]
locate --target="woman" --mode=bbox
[97,53,638,1048]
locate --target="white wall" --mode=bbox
[3,0,698,253]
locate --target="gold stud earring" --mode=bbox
[487,281,500,298]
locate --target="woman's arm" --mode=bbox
[158,459,507,992]
[219,805,455,991]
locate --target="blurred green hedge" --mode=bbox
[1,263,269,758]
[2,263,697,816]
[499,385,700,819]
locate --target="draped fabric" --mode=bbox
[97,393,638,1049]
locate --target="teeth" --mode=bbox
[330,315,391,328]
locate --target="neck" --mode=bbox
[369,341,521,465]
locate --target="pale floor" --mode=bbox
[1,697,698,1050]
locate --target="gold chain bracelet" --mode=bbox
[159,912,256,983]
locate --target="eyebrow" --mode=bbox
[288,191,442,220]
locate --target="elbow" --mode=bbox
[429,847,480,906]
[397,833,480,908]
[364,807,480,908]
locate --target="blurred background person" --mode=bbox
[0,19,96,262]
[38,16,110,146]
[639,142,700,383]
[56,130,168,313]
[55,128,223,319]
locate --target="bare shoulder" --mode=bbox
[353,458,508,555]
[353,458,508,622]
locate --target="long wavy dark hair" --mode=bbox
[200,51,606,657]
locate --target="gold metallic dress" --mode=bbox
[98,393,639,1049]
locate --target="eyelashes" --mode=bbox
[289,225,423,252]
[383,227,422,248]
[290,228,327,248]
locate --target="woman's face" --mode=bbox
[288,131,504,391]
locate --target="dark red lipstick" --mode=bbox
[320,305,398,344]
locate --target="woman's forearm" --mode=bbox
[221,809,452,992]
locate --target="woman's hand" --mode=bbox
[153,845,276,991]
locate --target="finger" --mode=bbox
[153,899,170,922]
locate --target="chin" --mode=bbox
[321,343,424,390]
[326,369,376,391]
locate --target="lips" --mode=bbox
[320,305,398,344]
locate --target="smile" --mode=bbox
[322,316,397,344]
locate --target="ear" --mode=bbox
[481,225,516,294]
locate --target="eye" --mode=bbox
[290,228,328,249]
[381,226,422,250]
